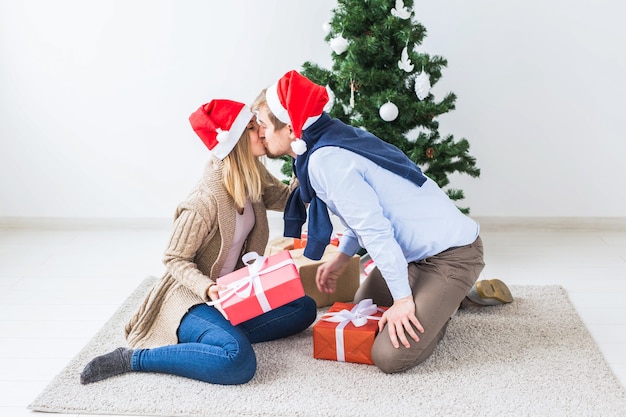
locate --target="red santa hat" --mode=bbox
[188,99,253,160]
[265,70,329,155]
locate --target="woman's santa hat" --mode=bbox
[265,70,329,155]
[188,99,253,160]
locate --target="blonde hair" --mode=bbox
[222,127,268,209]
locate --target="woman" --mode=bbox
[80,99,317,385]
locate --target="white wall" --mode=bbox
[1,0,624,219]
[420,0,626,217]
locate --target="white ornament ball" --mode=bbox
[330,35,349,55]
[379,102,399,122]
[322,22,331,36]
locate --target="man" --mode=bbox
[254,70,512,374]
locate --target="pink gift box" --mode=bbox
[216,250,305,326]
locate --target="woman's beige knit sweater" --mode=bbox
[125,158,294,349]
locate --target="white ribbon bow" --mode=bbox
[207,252,294,314]
[321,299,383,362]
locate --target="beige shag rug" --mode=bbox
[29,277,626,417]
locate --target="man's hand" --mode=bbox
[378,295,424,348]
[316,252,351,293]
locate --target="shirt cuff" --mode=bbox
[338,234,360,257]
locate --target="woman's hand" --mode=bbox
[316,252,351,293]
[378,295,424,348]
[207,284,229,320]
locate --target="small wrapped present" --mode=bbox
[290,245,360,308]
[294,231,340,249]
[293,232,307,249]
[363,259,376,276]
[264,236,295,256]
[212,251,304,326]
[313,299,387,365]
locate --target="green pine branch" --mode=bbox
[292,0,480,212]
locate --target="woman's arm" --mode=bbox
[162,203,217,302]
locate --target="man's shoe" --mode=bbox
[466,279,513,306]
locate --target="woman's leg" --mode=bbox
[83,295,316,385]
[238,295,317,344]
[132,304,256,385]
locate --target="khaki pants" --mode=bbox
[354,236,485,373]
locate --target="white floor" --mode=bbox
[0,217,625,417]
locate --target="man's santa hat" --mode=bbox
[265,70,329,155]
[188,99,253,160]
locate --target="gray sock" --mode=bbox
[80,347,133,384]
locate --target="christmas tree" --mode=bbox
[284,0,480,213]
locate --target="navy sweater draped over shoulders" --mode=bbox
[284,113,427,260]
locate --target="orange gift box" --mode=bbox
[313,300,387,365]
[216,251,304,326]
[294,232,340,249]
[293,233,306,249]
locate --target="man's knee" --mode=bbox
[371,338,433,374]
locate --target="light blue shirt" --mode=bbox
[309,147,479,300]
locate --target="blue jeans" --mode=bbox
[130,295,317,384]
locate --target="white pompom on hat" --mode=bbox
[265,70,329,155]
[188,99,253,160]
